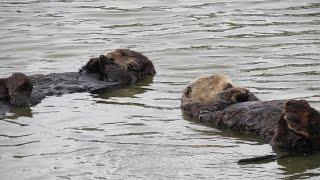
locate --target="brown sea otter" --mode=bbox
[0,49,155,115]
[181,75,320,155]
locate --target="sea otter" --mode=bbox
[0,49,155,115]
[181,75,320,154]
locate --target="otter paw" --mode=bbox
[5,73,33,107]
[224,87,250,103]
[82,57,100,73]
[284,99,320,138]
[82,55,123,76]
[293,138,312,155]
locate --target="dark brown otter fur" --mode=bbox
[81,49,156,84]
[0,73,33,107]
[0,49,155,115]
[181,75,320,154]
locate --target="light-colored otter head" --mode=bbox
[284,99,320,138]
[180,74,255,118]
[181,74,258,119]
[182,74,234,104]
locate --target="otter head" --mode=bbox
[106,49,156,76]
[181,74,259,106]
[181,75,257,119]
[284,99,320,139]
[4,73,33,107]
[81,49,155,83]
[182,74,234,105]
[181,75,235,118]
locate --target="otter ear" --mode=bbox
[5,73,33,107]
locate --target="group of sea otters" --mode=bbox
[1,49,320,162]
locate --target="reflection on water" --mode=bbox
[4,107,33,119]
[277,152,320,175]
[96,76,154,99]
[0,0,320,179]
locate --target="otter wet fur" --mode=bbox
[0,49,155,115]
[181,75,320,161]
[0,73,33,107]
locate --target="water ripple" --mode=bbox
[0,140,40,147]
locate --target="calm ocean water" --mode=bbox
[0,0,320,179]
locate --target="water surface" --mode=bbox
[0,0,320,179]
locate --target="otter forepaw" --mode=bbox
[227,88,250,103]
[283,99,320,138]
[293,138,313,155]
[5,73,33,107]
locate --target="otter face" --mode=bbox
[284,99,320,138]
[106,49,140,71]
[5,73,33,107]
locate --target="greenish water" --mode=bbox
[0,0,320,179]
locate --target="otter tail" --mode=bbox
[237,154,289,164]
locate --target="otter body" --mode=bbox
[181,75,320,154]
[28,72,120,105]
[0,49,155,116]
[198,100,283,141]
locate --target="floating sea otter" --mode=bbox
[0,49,155,114]
[181,75,320,158]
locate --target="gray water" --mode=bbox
[0,0,320,179]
